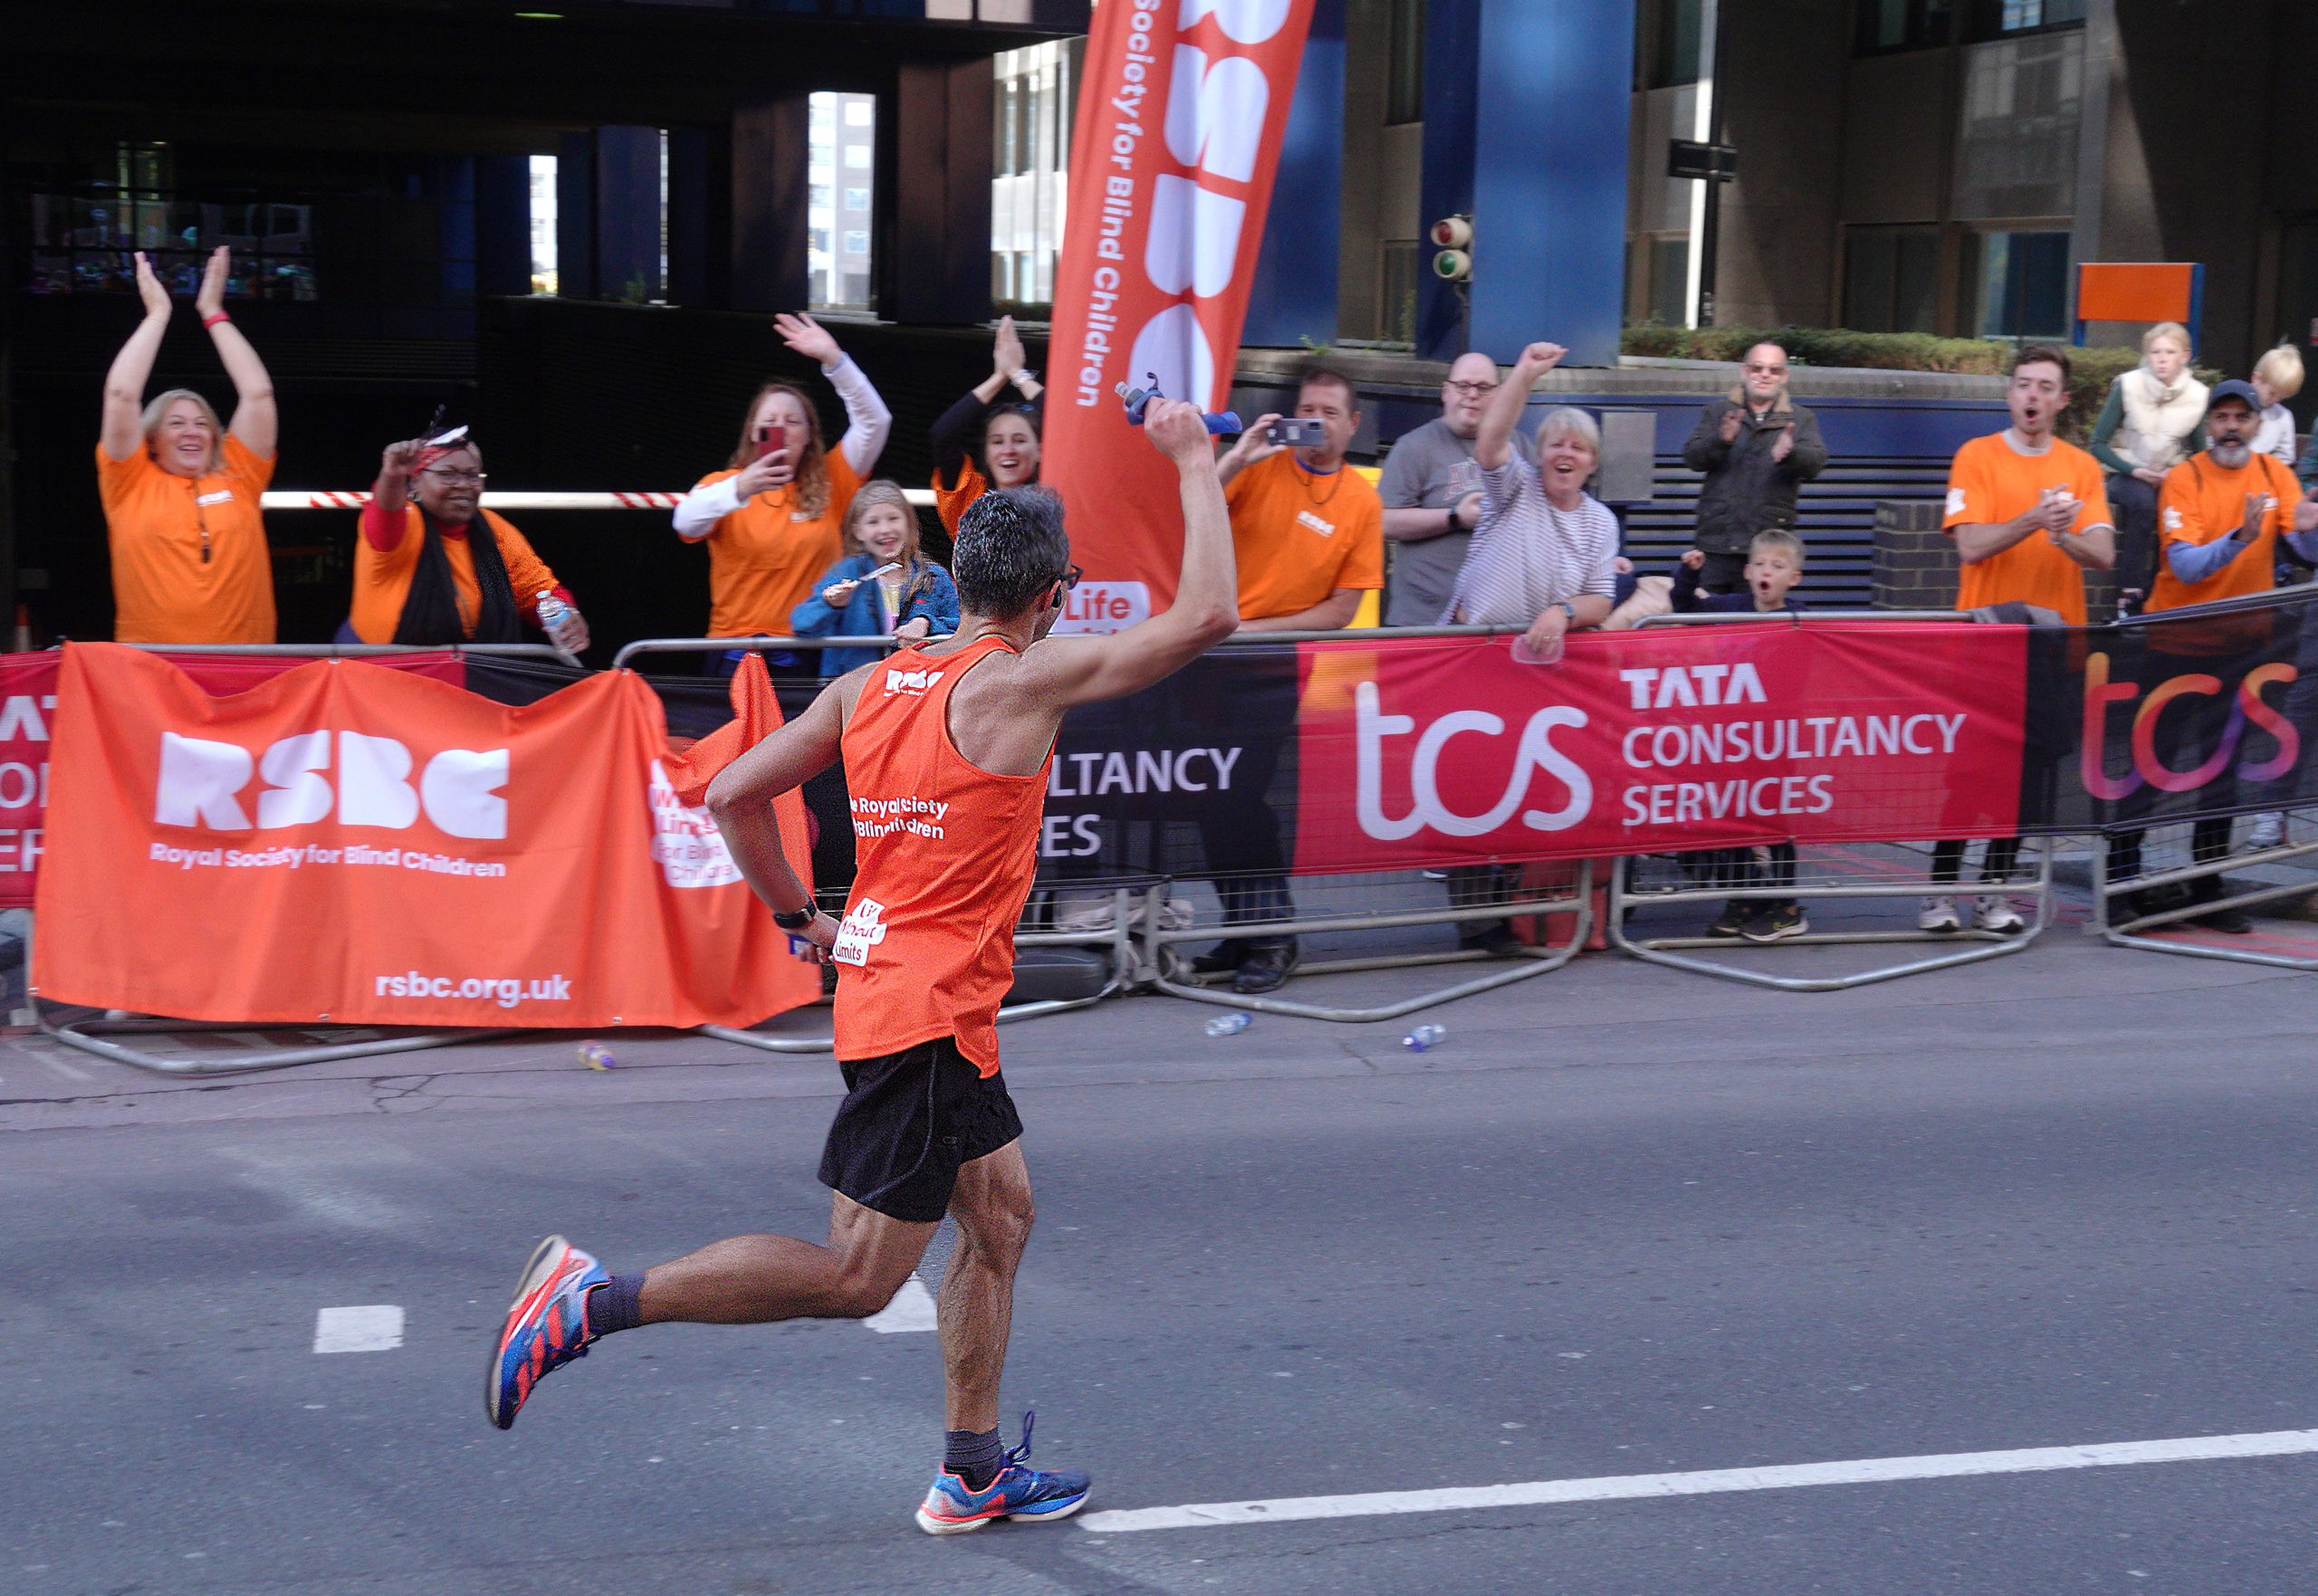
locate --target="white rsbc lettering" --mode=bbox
[154,730,509,839]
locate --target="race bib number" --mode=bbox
[830,897,889,967]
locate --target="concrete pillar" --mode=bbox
[1417,0,1633,366]
[731,93,811,315]
[593,125,662,303]
[1245,0,1345,349]
[887,60,996,325]
[666,125,731,309]
[474,155,532,298]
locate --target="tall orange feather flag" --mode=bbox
[34,643,819,1028]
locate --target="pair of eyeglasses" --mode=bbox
[1054,564,1083,592]
[1444,380,1499,397]
[423,468,487,486]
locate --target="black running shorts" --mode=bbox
[819,1037,1024,1223]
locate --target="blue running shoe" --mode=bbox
[485,1235,609,1430]
[915,1410,1091,1535]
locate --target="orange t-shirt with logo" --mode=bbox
[830,636,1048,1075]
[2148,452,2304,613]
[1222,453,1385,621]
[690,450,860,637]
[933,457,989,538]
[94,435,277,644]
[1941,433,2112,626]
[349,506,561,644]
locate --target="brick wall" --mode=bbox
[1871,501,1958,610]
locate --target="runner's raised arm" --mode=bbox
[1013,397,1240,708]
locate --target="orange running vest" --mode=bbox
[831,635,1049,1075]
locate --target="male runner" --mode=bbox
[483,400,1238,1535]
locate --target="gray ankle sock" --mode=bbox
[945,1427,1006,1492]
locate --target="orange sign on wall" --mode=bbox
[2076,263,2204,333]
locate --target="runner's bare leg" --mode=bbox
[636,1194,936,1324]
[938,1140,1034,1433]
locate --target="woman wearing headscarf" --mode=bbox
[670,313,891,660]
[789,479,960,676]
[345,430,589,652]
[929,314,1042,536]
[2089,321,2208,609]
[96,246,280,643]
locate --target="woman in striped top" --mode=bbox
[1443,340,1619,658]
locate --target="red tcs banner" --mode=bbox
[34,645,815,1028]
[1042,0,1318,632]
[1293,624,2029,870]
[0,649,462,909]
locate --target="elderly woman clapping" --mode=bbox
[1442,340,1619,657]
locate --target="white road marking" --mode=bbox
[863,1276,937,1333]
[43,1056,91,1082]
[1077,1428,2318,1534]
[312,1305,404,1353]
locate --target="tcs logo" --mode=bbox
[2080,653,2299,799]
[156,731,510,838]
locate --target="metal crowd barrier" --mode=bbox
[1608,609,2050,990]
[33,641,589,1075]
[2090,586,2318,968]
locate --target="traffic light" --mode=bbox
[1430,215,1471,282]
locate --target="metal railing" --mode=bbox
[118,639,587,670]
[2093,817,2318,970]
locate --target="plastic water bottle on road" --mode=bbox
[576,1040,615,1070]
[1402,1024,1446,1052]
[1203,1013,1251,1037]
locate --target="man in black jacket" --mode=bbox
[1681,342,1828,594]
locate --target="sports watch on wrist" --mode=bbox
[773,905,819,931]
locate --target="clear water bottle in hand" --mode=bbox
[1204,1012,1252,1037]
[1402,1024,1446,1052]
[536,589,570,633]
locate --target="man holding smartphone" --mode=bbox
[1197,369,1384,992]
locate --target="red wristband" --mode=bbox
[202,311,230,330]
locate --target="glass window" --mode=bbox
[844,231,869,255]
[844,145,871,169]
[845,187,870,212]
[1953,31,2083,221]
[845,100,875,127]
[1966,229,2071,338]
[810,91,876,311]
[988,41,1074,311]
[1856,0,1953,53]
[1843,226,1940,332]
[1650,0,1704,89]
[1648,237,1690,326]
[18,141,320,300]
[810,184,832,209]
[1969,0,2084,39]
[1385,0,1424,124]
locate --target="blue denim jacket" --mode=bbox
[790,553,962,676]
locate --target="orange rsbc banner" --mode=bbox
[1041,0,1320,633]
[33,644,817,1029]
[2075,263,2200,326]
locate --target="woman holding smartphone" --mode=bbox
[929,315,1042,535]
[671,313,891,665]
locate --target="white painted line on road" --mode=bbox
[863,1277,937,1333]
[1078,1428,2318,1534]
[312,1305,404,1353]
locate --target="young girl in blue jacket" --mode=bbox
[790,478,961,677]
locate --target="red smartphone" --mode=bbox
[755,424,788,461]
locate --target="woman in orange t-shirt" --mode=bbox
[343,433,589,654]
[670,314,890,672]
[95,247,280,644]
[930,315,1043,536]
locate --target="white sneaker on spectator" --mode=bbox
[2247,813,2286,851]
[1972,892,2026,935]
[1918,895,1960,933]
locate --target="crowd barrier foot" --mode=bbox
[1609,847,2055,993]
[2096,828,2318,971]
[696,884,1156,1054]
[1141,865,1594,1023]
[31,994,528,1077]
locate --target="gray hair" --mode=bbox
[1533,406,1600,458]
[953,486,1071,618]
[140,388,225,472]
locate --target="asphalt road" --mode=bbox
[7,927,2318,1594]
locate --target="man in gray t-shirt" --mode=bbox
[1378,352,1505,626]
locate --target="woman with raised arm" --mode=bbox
[671,313,892,669]
[96,247,279,643]
[345,430,589,652]
[929,314,1043,536]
